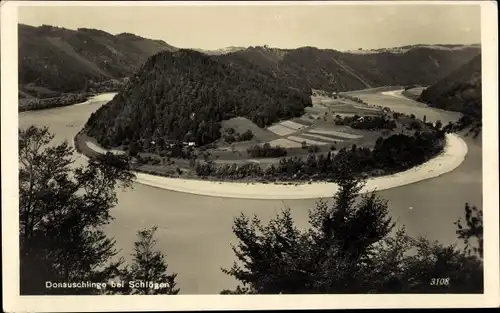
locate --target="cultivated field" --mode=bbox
[299,133,345,143]
[308,129,363,139]
[288,135,329,146]
[208,93,384,162]
[268,138,303,148]
[267,124,297,136]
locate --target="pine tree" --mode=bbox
[222,175,394,293]
[124,226,179,295]
[19,126,135,295]
[222,173,483,294]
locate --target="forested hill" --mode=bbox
[221,45,481,92]
[18,24,177,98]
[418,54,482,118]
[85,49,312,148]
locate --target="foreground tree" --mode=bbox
[222,175,395,293]
[118,226,179,295]
[19,126,134,294]
[222,175,483,294]
[455,203,483,258]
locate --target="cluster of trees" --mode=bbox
[19,93,90,112]
[247,143,288,158]
[419,54,481,137]
[222,174,483,294]
[126,140,195,160]
[306,144,321,153]
[195,131,445,181]
[334,115,397,131]
[19,126,178,295]
[340,95,368,104]
[85,49,312,149]
[442,116,482,139]
[223,128,254,143]
[419,54,481,119]
[19,126,483,295]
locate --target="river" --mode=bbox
[18,90,482,294]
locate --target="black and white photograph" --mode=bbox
[2,1,499,311]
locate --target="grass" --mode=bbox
[308,129,363,139]
[287,135,329,146]
[221,116,278,143]
[268,138,304,148]
[299,133,344,143]
[280,120,307,130]
[267,124,297,136]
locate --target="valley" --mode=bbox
[14,16,485,296]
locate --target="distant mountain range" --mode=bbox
[219,45,480,93]
[192,46,246,55]
[344,43,481,55]
[419,54,481,118]
[19,23,481,100]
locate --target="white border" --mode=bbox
[2,1,498,311]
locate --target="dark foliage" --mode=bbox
[419,54,481,119]
[334,115,397,130]
[222,175,483,294]
[19,93,90,112]
[247,143,288,158]
[19,126,135,295]
[224,129,255,143]
[115,226,179,295]
[19,126,181,295]
[85,49,312,148]
[196,131,444,181]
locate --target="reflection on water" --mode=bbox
[18,91,482,294]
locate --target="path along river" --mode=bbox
[19,89,482,294]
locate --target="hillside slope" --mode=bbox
[222,45,481,92]
[85,49,312,149]
[418,54,481,118]
[18,24,177,97]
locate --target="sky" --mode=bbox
[17,2,481,51]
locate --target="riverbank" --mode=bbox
[19,92,118,112]
[76,131,467,199]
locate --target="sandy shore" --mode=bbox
[81,133,468,200]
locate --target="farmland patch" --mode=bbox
[267,124,296,136]
[300,133,344,143]
[309,129,363,139]
[287,136,329,146]
[280,120,307,130]
[353,105,381,112]
[268,138,304,148]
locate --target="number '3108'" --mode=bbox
[430,278,450,286]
